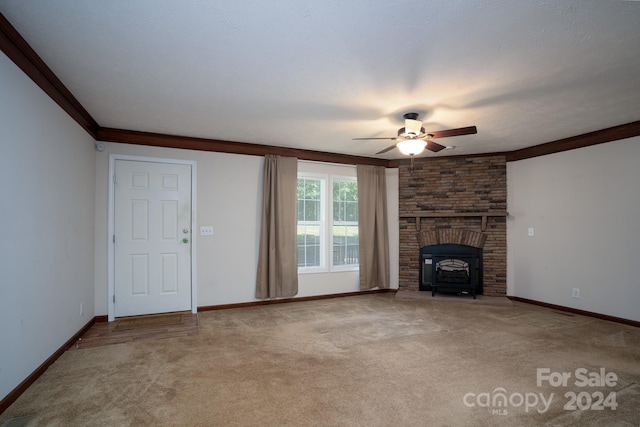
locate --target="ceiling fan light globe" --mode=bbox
[397,139,426,156]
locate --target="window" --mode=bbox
[297,174,358,272]
[331,178,358,268]
[297,177,325,269]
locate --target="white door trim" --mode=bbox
[108,154,197,321]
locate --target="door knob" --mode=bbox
[183,228,189,234]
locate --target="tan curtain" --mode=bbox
[255,155,299,299]
[357,165,390,289]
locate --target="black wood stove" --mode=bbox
[419,243,483,298]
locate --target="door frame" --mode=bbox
[107,154,197,321]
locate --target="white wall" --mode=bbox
[0,52,96,400]
[507,137,640,321]
[94,144,400,314]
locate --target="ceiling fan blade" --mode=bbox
[429,126,477,139]
[376,144,398,154]
[352,137,396,140]
[425,140,446,152]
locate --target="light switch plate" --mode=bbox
[528,227,535,237]
[200,226,213,236]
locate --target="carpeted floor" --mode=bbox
[1,293,638,426]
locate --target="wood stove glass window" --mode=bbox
[436,258,470,285]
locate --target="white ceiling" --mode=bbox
[2,1,640,158]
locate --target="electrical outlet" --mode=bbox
[200,226,213,236]
[572,288,580,299]
[528,227,535,237]
[80,302,84,316]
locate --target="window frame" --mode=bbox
[296,172,359,274]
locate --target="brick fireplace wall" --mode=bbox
[398,155,507,296]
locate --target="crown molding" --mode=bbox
[97,127,390,167]
[506,121,640,162]
[0,12,98,137]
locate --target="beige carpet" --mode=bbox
[1,293,639,426]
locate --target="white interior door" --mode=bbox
[114,159,192,317]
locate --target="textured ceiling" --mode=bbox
[2,1,640,158]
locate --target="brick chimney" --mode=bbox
[398,156,507,296]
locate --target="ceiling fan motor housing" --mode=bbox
[401,112,425,137]
[398,126,426,138]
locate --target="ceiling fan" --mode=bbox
[353,112,477,156]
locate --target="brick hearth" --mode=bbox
[398,155,507,296]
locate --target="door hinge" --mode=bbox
[112,174,116,183]
[113,294,115,303]
[113,234,115,244]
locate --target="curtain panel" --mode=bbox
[255,155,299,299]
[357,164,390,290]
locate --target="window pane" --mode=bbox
[333,179,357,222]
[346,201,358,221]
[333,200,343,222]
[304,199,320,221]
[338,180,357,201]
[297,224,321,267]
[297,200,304,221]
[304,179,320,199]
[298,178,321,222]
[332,225,359,266]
